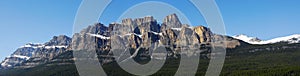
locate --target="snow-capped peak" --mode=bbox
[233,34,300,44]
[233,34,262,44]
[264,34,300,44]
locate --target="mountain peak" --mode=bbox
[44,35,71,46]
[121,18,134,26]
[134,16,156,25]
[164,13,180,22]
[232,34,262,44]
[163,13,182,28]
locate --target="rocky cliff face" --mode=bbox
[0,35,71,69]
[70,14,231,63]
[193,26,213,43]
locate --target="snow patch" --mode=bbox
[171,28,181,31]
[133,33,142,38]
[45,46,68,49]
[19,43,67,49]
[1,59,9,66]
[1,63,11,67]
[88,33,110,39]
[12,55,30,60]
[121,33,142,38]
[23,45,32,48]
[150,31,162,36]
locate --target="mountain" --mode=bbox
[0,35,71,69]
[0,14,242,72]
[232,34,262,44]
[2,14,300,76]
[233,34,300,44]
[71,14,221,63]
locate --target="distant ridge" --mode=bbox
[233,34,300,44]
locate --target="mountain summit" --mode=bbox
[232,34,262,44]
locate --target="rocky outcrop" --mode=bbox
[213,35,242,48]
[176,26,200,46]
[193,26,213,43]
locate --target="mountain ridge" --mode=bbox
[0,35,71,69]
[1,14,228,70]
[233,34,300,44]
[2,14,295,71]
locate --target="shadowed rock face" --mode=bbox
[127,34,142,49]
[159,29,177,48]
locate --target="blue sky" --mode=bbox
[0,0,300,61]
